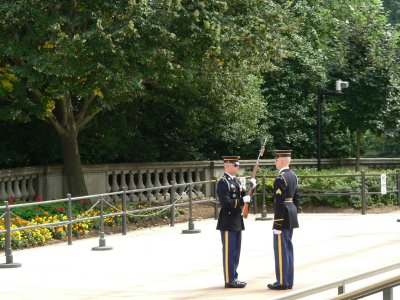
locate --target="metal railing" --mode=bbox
[0,179,218,268]
[331,275,400,300]
[274,262,400,300]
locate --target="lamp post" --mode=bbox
[317,79,349,171]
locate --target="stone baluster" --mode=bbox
[169,170,179,200]
[13,178,22,200]
[145,170,156,201]
[20,177,29,201]
[111,171,120,202]
[194,169,204,198]
[6,180,15,201]
[186,169,196,199]
[128,171,138,202]
[136,170,147,201]
[27,176,35,201]
[120,170,127,190]
[105,172,112,201]
[153,169,163,202]
[161,170,170,201]
[0,180,7,201]
[177,169,188,201]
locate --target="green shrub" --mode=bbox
[254,167,400,208]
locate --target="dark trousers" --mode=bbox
[273,229,294,286]
[220,230,242,283]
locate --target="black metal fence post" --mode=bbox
[256,176,272,221]
[397,173,400,207]
[92,196,113,251]
[0,201,21,268]
[397,173,400,223]
[122,187,127,235]
[214,178,219,220]
[252,178,258,214]
[182,183,201,234]
[67,193,73,245]
[170,181,175,227]
[361,170,366,215]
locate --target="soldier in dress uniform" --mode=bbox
[216,156,254,288]
[267,150,300,290]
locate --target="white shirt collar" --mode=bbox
[225,172,235,180]
[278,167,289,173]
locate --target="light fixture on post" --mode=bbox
[317,79,349,171]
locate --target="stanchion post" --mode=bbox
[397,173,400,222]
[252,180,258,214]
[0,201,21,268]
[214,178,219,220]
[256,176,272,221]
[361,170,366,215]
[92,197,113,251]
[397,173,400,207]
[67,193,73,245]
[182,183,201,234]
[122,187,127,235]
[170,181,175,227]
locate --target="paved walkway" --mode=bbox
[1,212,400,299]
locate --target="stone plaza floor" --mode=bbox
[1,212,399,299]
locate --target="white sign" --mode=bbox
[381,174,387,195]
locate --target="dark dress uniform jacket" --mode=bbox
[216,173,245,232]
[272,168,300,230]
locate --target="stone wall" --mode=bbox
[1,158,400,201]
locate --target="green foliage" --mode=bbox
[1,0,400,168]
[257,167,400,208]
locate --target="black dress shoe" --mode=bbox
[225,280,246,288]
[267,282,290,290]
[235,280,247,286]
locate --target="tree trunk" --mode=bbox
[59,126,88,197]
[355,130,361,172]
[48,93,90,198]
[46,92,101,198]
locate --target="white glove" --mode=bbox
[273,229,282,235]
[250,178,257,188]
[243,195,251,203]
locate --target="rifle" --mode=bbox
[243,138,267,219]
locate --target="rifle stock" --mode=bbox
[243,139,267,219]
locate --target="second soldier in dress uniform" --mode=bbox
[216,156,253,288]
[267,150,300,290]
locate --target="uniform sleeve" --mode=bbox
[272,176,286,229]
[293,179,300,211]
[217,179,241,209]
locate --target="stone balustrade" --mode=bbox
[1,158,400,201]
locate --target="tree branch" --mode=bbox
[77,107,102,132]
[60,92,69,126]
[45,113,66,136]
[75,93,96,125]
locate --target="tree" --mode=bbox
[0,1,294,195]
[327,1,400,170]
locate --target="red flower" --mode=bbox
[60,207,65,212]
[80,200,85,204]
[37,207,42,211]
[35,196,43,202]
